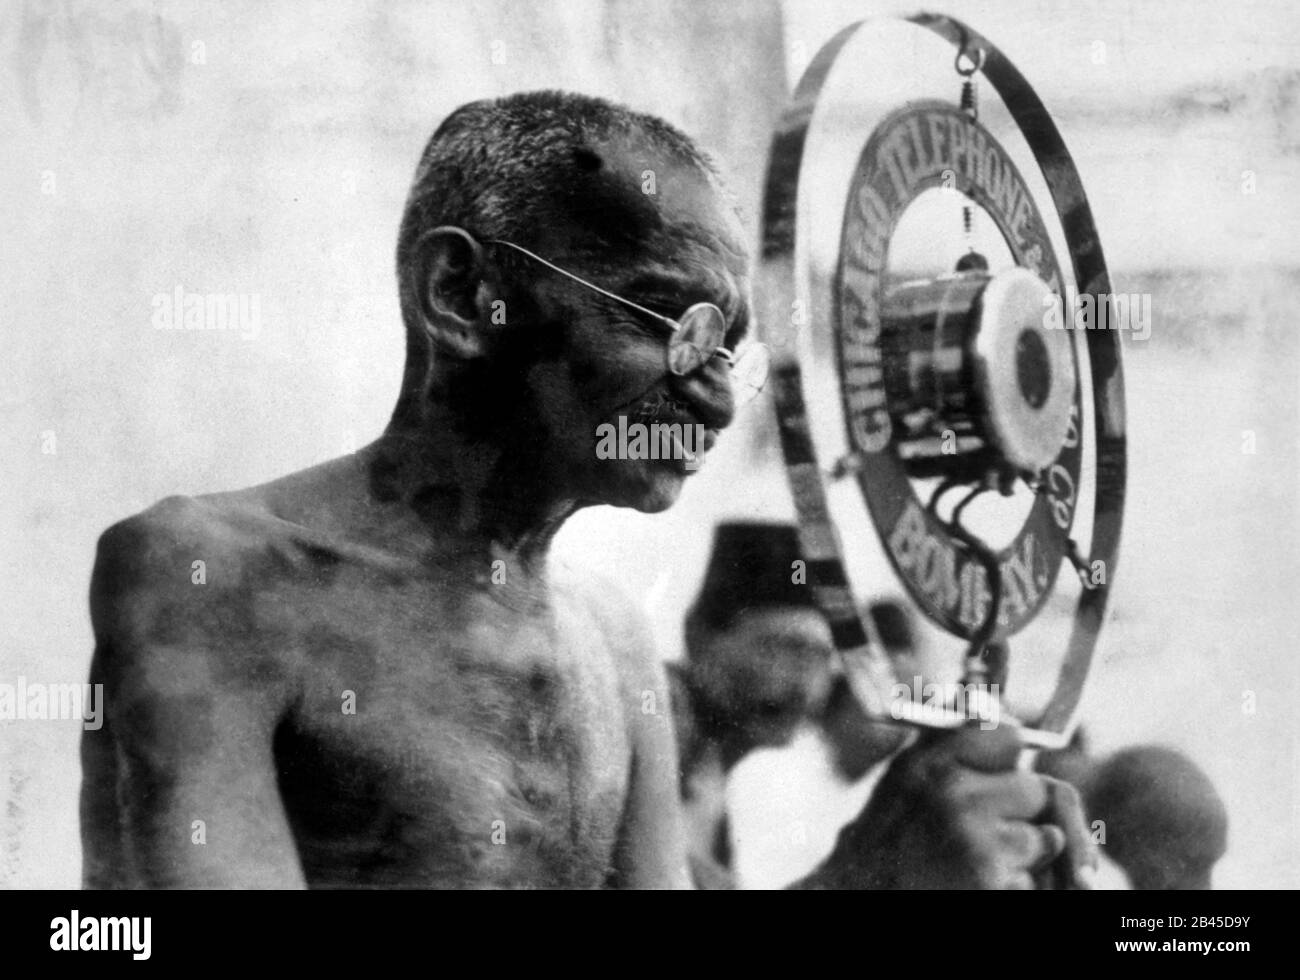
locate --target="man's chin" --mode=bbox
[600,459,691,513]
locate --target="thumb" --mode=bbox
[934,719,1023,772]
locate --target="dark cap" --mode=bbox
[689,522,818,632]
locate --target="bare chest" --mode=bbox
[272,578,633,887]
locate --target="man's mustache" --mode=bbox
[626,391,697,426]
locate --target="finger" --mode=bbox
[947,721,1024,773]
[1003,870,1036,890]
[1035,823,1068,869]
[1040,775,1098,888]
[945,768,1050,819]
[906,720,1023,773]
[996,820,1066,870]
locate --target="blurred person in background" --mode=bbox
[669,522,966,887]
[1038,736,1228,889]
[667,522,837,886]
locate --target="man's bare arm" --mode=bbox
[587,584,692,890]
[609,688,692,889]
[81,498,306,888]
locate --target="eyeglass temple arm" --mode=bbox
[486,239,681,334]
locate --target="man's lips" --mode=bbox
[629,416,719,471]
[604,391,722,473]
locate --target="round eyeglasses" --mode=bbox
[488,239,770,406]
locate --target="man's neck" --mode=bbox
[362,400,580,584]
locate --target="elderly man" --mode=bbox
[81,91,1091,889]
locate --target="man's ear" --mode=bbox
[413,226,502,360]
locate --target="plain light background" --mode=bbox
[2,0,1297,888]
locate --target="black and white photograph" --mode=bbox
[2,0,1296,914]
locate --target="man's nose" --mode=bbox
[668,355,734,430]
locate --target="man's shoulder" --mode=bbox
[89,492,303,690]
[92,492,275,602]
[88,492,301,762]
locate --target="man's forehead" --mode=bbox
[533,134,748,282]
